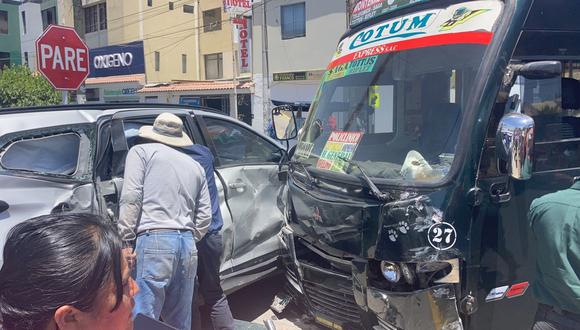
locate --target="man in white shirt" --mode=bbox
[118,112,211,330]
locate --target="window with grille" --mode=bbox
[182,54,187,74]
[205,53,223,79]
[84,3,107,33]
[183,4,194,13]
[203,8,221,32]
[41,7,56,30]
[0,10,8,34]
[281,3,305,40]
[21,11,26,34]
[0,52,9,69]
[155,51,160,72]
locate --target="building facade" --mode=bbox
[106,0,199,82]
[131,0,254,124]
[10,0,347,130]
[0,0,22,69]
[79,0,253,123]
[81,0,200,105]
[252,0,347,131]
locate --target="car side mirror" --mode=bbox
[0,200,8,214]
[496,112,535,180]
[271,106,298,141]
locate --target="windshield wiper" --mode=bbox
[289,160,317,187]
[339,157,390,202]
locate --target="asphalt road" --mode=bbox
[224,274,323,330]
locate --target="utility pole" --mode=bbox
[346,0,355,27]
[231,15,239,120]
[346,0,350,27]
[196,0,202,80]
[261,0,270,131]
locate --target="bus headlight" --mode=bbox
[380,261,401,283]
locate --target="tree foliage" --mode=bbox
[0,65,62,108]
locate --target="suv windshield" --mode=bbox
[294,1,502,183]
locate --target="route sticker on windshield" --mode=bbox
[295,141,314,159]
[316,131,363,172]
[427,222,457,250]
[325,56,378,82]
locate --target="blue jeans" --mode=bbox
[133,230,197,330]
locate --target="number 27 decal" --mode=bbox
[428,222,457,250]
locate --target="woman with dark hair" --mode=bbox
[0,213,138,330]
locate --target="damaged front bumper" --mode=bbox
[367,285,462,330]
[280,226,463,330]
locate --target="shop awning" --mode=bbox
[85,74,146,85]
[138,80,254,93]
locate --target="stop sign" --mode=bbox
[36,25,90,90]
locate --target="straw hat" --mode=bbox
[139,113,193,147]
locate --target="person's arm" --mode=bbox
[527,199,545,237]
[193,176,212,242]
[118,147,146,247]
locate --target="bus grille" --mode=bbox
[377,318,399,330]
[302,280,362,327]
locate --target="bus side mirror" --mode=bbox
[496,113,535,180]
[504,61,562,89]
[271,106,298,141]
[516,61,562,80]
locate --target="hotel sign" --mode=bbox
[233,17,252,74]
[224,0,252,15]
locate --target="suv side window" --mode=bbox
[204,117,282,167]
[0,133,81,175]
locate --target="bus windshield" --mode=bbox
[294,1,502,183]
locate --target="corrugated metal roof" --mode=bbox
[85,74,146,85]
[139,80,254,93]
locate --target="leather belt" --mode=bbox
[137,228,191,236]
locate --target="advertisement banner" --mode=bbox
[273,70,326,81]
[351,0,428,26]
[331,1,502,70]
[89,41,145,78]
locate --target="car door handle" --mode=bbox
[228,181,247,189]
[51,202,71,214]
[0,200,9,214]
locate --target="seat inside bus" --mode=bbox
[533,77,580,141]
[419,103,462,163]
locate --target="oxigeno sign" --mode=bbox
[88,41,145,78]
[94,52,133,69]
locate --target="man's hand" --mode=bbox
[123,247,136,270]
